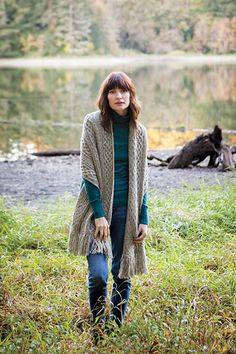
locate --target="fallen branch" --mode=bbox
[32,149,80,157]
[147,154,169,167]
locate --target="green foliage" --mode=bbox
[0,0,235,57]
[0,182,235,352]
[200,0,236,18]
[52,0,93,55]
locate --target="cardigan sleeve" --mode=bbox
[139,192,148,225]
[83,178,105,219]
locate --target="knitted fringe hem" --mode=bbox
[90,238,112,258]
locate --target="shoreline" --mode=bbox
[0,54,236,69]
[1,151,235,206]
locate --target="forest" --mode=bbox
[0,0,236,57]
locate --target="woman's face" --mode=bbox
[107,87,130,116]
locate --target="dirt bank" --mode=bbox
[0,150,235,206]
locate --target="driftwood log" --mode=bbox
[147,125,235,171]
[167,125,222,169]
[32,149,80,157]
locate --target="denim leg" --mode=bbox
[110,206,131,326]
[110,277,131,326]
[87,253,108,323]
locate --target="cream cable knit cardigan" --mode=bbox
[68,111,148,278]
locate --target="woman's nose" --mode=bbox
[116,90,122,98]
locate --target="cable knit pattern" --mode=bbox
[68,111,148,278]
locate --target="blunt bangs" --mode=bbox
[105,72,131,93]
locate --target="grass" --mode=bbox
[0,182,235,353]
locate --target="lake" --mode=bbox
[0,59,235,160]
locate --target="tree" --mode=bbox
[118,0,157,53]
[89,0,119,54]
[0,0,235,57]
[51,0,93,55]
[202,0,236,18]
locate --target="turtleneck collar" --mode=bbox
[111,110,130,124]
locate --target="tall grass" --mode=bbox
[0,182,235,353]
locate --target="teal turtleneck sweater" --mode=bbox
[83,110,148,225]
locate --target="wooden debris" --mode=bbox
[147,125,235,171]
[167,125,222,169]
[32,149,80,157]
[31,125,235,171]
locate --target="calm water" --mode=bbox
[0,62,236,160]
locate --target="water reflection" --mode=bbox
[0,63,235,160]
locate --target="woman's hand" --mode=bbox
[94,217,110,241]
[133,224,148,244]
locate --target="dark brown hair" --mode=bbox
[97,71,141,132]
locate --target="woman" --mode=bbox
[69,71,148,328]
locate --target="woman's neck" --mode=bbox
[112,108,128,116]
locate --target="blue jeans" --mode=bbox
[87,206,131,326]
